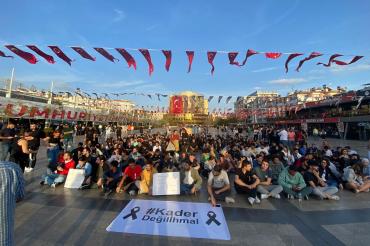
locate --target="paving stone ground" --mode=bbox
[14,133,370,246]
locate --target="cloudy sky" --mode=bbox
[0,0,370,110]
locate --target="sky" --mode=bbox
[0,0,370,110]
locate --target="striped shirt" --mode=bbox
[0,161,25,246]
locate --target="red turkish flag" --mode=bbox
[241,49,258,66]
[71,47,96,61]
[317,54,343,67]
[332,55,363,66]
[162,50,172,71]
[116,48,136,69]
[139,49,154,76]
[285,53,303,73]
[186,51,194,73]
[0,49,13,58]
[27,45,55,64]
[49,46,73,65]
[207,51,217,75]
[171,96,183,114]
[5,45,37,64]
[265,52,282,59]
[228,52,240,66]
[94,47,117,62]
[296,52,322,71]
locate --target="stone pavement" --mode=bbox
[13,136,370,246]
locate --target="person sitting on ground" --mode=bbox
[41,152,75,188]
[362,158,370,179]
[255,159,283,199]
[234,160,260,205]
[116,159,142,195]
[139,161,157,195]
[319,158,343,189]
[95,155,108,188]
[76,156,92,189]
[252,154,264,168]
[207,165,235,206]
[102,160,122,195]
[269,156,285,184]
[179,162,202,195]
[278,165,312,201]
[343,163,370,193]
[303,160,340,200]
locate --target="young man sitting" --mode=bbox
[180,162,202,195]
[207,165,235,206]
[278,165,312,201]
[139,161,157,195]
[41,152,75,188]
[255,159,283,199]
[76,156,93,189]
[234,160,260,205]
[116,159,142,195]
[102,160,121,196]
[303,160,340,200]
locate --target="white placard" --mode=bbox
[106,199,230,240]
[152,172,180,196]
[64,169,85,189]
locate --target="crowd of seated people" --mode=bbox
[33,125,370,206]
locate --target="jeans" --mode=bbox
[0,142,10,161]
[211,187,231,201]
[280,140,289,147]
[180,184,194,195]
[312,186,338,199]
[235,183,257,198]
[29,150,38,168]
[283,186,312,198]
[43,173,66,186]
[47,146,60,167]
[257,184,283,196]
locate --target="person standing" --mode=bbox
[25,123,45,172]
[0,122,16,161]
[9,132,30,173]
[0,161,25,246]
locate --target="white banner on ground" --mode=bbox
[152,172,180,196]
[106,199,230,240]
[64,169,85,189]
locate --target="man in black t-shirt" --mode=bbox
[0,122,15,161]
[85,126,96,146]
[303,160,340,200]
[234,160,260,205]
[25,123,45,172]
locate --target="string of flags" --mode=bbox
[57,90,243,104]
[0,44,364,75]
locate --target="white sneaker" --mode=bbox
[255,197,261,204]
[225,197,235,204]
[129,190,136,196]
[29,167,34,172]
[248,197,255,205]
[273,194,281,199]
[25,167,30,173]
[330,195,340,201]
[260,194,269,199]
[50,183,56,188]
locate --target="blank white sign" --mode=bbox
[152,172,180,196]
[64,169,85,189]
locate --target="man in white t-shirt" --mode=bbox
[207,165,235,206]
[278,128,288,147]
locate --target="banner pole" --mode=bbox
[6,67,15,98]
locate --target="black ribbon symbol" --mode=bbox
[206,211,221,226]
[123,206,140,220]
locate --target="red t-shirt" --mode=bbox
[124,165,142,181]
[57,159,76,176]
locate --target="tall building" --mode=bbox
[166,91,209,124]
